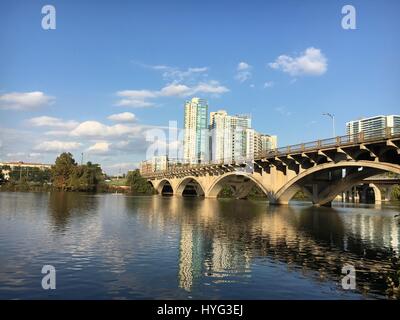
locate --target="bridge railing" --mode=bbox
[256,126,399,159]
[142,126,400,176]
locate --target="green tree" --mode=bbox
[51,152,77,190]
[52,153,105,191]
[218,185,234,198]
[8,167,23,183]
[392,185,400,200]
[70,161,104,191]
[0,168,5,184]
[126,170,154,194]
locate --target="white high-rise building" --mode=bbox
[245,128,255,160]
[247,132,277,159]
[183,98,209,164]
[152,155,168,172]
[231,114,251,129]
[260,135,277,152]
[346,115,400,138]
[209,111,276,163]
[210,110,233,163]
[210,112,252,163]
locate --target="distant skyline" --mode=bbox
[1,0,399,174]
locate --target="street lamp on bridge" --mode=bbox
[323,113,336,137]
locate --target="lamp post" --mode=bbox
[323,113,336,137]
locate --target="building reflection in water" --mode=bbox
[170,198,400,296]
[29,193,400,298]
[119,195,400,296]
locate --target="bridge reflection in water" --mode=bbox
[133,196,400,298]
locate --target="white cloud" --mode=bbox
[160,83,191,97]
[71,121,141,138]
[112,138,149,153]
[237,62,250,71]
[107,112,136,122]
[269,47,327,76]
[0,91,54,110]
[161,66,208,83]
[115,90,157,108]
[34,140,82,152]
[150,65,170,70]
[116,99,155,108]
[136,62,209,83]
[124,62,227,106]
[235,62,252,83]
[116,89,157,100]
[115,81,229,107]
[44,130,71,136]
[86,142,110,154]
[115,141,129,148]
[191,81,229,95]
[28,116,79,129]
[264,81,274,88]
[275,106,292,117]
[160,81,229,97]
[29,152,42,158]
[6,152,26,158]
[5,152,42,161]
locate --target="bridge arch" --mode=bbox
[275,160,400,206]
[368,183,382,203]
[175,176,205,196]
[206,172,274,201]
[147,180,156,190]
[155,179,174,195]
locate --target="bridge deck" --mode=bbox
[143,126,400,178]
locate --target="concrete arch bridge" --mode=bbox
[144,128,400,206]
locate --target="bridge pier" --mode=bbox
[269,199,289,206]
[320,201,332,207]
[373,184,394,202]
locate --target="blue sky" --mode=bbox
[0,0,399,174]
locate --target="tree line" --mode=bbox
[51,152,104,191]
[0,152,154,194]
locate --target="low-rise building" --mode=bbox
[0,161,52,180]
[139,156,169,175]
[152,155,168,172]
[139,161,154,176]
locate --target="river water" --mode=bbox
[0,192,399,299]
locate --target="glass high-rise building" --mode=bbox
[231,114,251,162]
[183,98,209,164]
